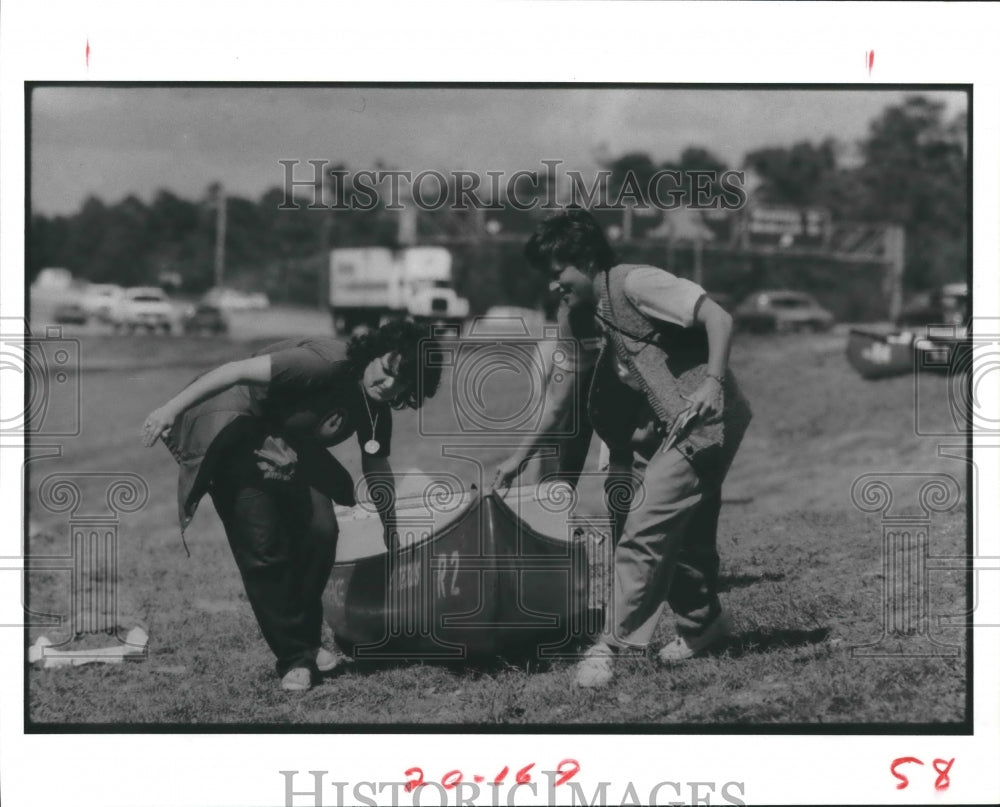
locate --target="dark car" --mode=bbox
[896,282,968,328]
[733,290,835,333]
[182,302,229,335]
[706,291,735,313]
[53,301,89,325]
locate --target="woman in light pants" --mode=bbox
[515,209,752,688]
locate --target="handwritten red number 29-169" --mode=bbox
[404,759,580,792]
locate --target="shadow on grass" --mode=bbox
[717,571,787,592]
[334,631,600,679]
[724,626,831,658]
[340,644,590,677]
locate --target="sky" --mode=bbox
[29,86,967,216]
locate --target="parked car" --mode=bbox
[733,290,835,333]
[706,291,735,313]
[31,267,74,294]
[111,287,177,334]
[182,302,229,336]
[53,301,89,325]
[896,282,968,328]
[470,305,545,337]
[202,287,270,311]
[81,283,126,322]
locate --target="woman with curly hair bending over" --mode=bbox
[142,320,442,691]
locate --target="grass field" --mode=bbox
[24,312,970,727]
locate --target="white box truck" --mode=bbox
[328,246,470,334]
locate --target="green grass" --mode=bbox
[26,325,970,727]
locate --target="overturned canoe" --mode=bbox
[846,326,969,380]
[323,486,612,662]
[846,328,917,379]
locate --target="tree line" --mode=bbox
[29,95,967,309]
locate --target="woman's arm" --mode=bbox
[492,376,577,490]
[361,453,398,550]
[685,296,733,418]
[491,341,581,491]
[623,267,733,419]
[295,443,358,507]
[698,296,733,379]
[141,355,272,446]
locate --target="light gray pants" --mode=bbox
[601,442,723,649]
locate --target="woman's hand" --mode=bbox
[254,436,298,481]
[683,375,724,421]
[491,455,526,493]
[141,406,177,447]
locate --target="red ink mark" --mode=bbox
[867,50,874,76]
[554,759,581,787]
[404,767,424,793]
[515,763,535,784]
[891,757,924,789]
[85,39,90,68]
[407,761,578,791]
[933,758,954,791]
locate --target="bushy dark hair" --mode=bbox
[347,319,443,410]
[524,208,616,277]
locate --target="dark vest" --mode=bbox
[587,264,752,484]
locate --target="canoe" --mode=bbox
[846,326,969,380]
[323,483,612,662]
[845,328,917,379]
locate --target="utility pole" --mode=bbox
[398,191,417,246]
[318,215,332,310]
[213,185,227,289]
[885,224,906,323]
[693,236,704,288]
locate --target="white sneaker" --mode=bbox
[280,667,312,692]
[573,642,618,688]
[657,610,733,664]
[315,647,343,673]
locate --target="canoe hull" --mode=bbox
[846,327,969,380]
[846,329,916,379]
[323,492,606,661]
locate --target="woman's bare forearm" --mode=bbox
[142,356,271,445]
[698,298,733,379]
[170,357,270,415]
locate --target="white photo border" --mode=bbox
[2,2,998,805]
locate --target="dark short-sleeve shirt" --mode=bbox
[251,338,392,455]
[163,337,391,531]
